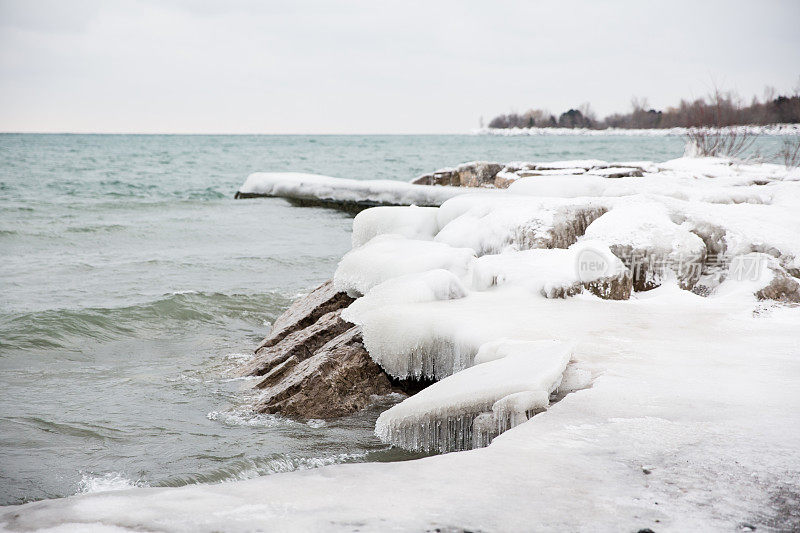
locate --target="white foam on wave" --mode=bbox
[206,409,286,428]
[77,472,147,494]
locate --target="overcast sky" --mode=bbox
[1,0,798,134]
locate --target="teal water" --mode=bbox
[0,133,787,505]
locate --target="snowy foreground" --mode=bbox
[3,157,800,532]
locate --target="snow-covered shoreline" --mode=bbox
[473,123,800,136]
[3,157,800,532]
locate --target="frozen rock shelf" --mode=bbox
[7,156,799,532]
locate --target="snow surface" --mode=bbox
[4,156,800,532]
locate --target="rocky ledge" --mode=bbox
[411,160,645,188]
[241,281,418,419]
[241,262,633,420]
[237,157,799,424]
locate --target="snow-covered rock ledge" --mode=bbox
[236,157,800,213]
[3,157,800,532]
[235,172,490,211]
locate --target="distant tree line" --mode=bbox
[487,87,800,130]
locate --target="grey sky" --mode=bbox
[1,0,798,134]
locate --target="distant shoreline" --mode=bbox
[473,123,800,136]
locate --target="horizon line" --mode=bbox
[0,130,473,136]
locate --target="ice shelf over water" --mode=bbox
[236,172,492,207]
[3,156,800,532]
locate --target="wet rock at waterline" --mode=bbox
[241,280,409,419]
[239,309,354,378]
[255,327,394,419]
[255,280,354,351]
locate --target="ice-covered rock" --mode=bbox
[583,201,707,291]
[343,269,468,325]
[333,234,475,297]
[351,205,439,247]
[533,159,609,170]
[716,253,800,303]
[434,196,608,256]
[472,240,632,300]
[375,341,571,452]
[506,174,609,197]
[236,172,488,210]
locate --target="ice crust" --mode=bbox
[5,156,800,532]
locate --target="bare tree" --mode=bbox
[777,137,800,170]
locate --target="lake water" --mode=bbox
[0,133,787,505]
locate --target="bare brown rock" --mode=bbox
[542,270,633,301]
[588,167,644,178]
[756,260,800,304]
[254,328,394,419]
[412,162,503,188]
[510,205,609,251]
[240,310,353,377]
[239,280,408,419]
[493,172,518,189]
[411,169,459,186]
[456,162,503,187]
[255,280,354,351]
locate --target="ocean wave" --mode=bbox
[0,292,291,350]
[155,452,366,487]
[65,223,127,234]
[6,417,125,441]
